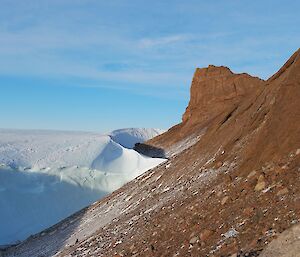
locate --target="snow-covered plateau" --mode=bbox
[0,128,165,246]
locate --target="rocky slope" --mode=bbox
[259,223,300,257]
[3,49,300,257]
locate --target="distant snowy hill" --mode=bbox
[109,128,164,149]
[0,128,165,245]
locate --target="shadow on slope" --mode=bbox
[0,166,108,256]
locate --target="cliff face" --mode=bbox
[148,65,264,154]
[149,49,300,168]
[182,65,263,123]
[5,49,300,257]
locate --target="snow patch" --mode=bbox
[109,128,164,149]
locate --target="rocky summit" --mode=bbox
[3,49,300,257]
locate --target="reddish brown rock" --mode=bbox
[5,49,300,257]
[243,207,255,216]
[148,64,264,152]
[200,229,214,241]
[215,161,223,169]
[276,188,289,196]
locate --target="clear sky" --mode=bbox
[0,0,299,132]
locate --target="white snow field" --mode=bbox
[0,128,165,246]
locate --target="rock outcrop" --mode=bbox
[182,65,262,123]
[148,65,264,153]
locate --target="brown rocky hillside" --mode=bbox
[3,49,300,257]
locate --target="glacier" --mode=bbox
[0,128,165,246]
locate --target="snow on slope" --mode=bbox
[0,128,165,245]
[109,128,164,149]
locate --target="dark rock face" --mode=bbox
[133,143,166,159]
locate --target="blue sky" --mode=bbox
[0,0,299,132]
